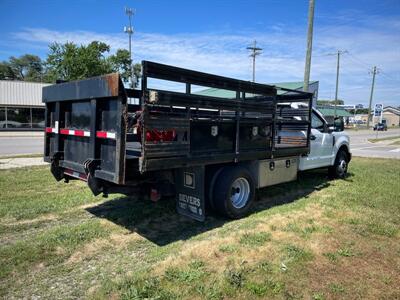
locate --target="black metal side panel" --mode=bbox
[190,120,235,154]
[44,102,57,161]
[64,101,91,164]
[175,166,205,221]
[93,96,127,184]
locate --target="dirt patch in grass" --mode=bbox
[66,232,143,264]
[308,236,400,299]
[0,213,59,226]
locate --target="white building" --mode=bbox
[0,80,50,130]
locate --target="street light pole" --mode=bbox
[124,7,134,87]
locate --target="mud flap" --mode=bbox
[175,166,205,221]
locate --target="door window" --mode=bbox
[311,113,324,131]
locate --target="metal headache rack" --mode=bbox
[43,60,312,186]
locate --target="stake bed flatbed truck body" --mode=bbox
[43,61,349,221]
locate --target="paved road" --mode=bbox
[348,128,400,159]
[0,129,399,159]
[0,136,43,156]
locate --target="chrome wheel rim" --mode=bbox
[337,159,347,176]
[230,177,250,209]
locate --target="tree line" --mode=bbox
[0,41,140,84]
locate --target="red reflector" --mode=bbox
[150,188,161,202]
[74,130,84,137]
[60,129,69,135]
[45,127,53,133]
[96,131,108,138]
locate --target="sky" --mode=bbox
[0,0,399,106]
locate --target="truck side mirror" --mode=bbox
[334,117,344,132]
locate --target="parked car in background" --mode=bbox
[373,123,387,131]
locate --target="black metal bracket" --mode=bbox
[83,159,103,196]
[50,151,64,181]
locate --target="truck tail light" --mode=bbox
[145,129,176,142]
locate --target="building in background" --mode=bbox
[270,81,319,107]
[197,81,319,107]
[0,80,50,130]
[374,106,400,127]
[316,106,353,124]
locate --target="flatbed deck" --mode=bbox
[43,61,313,186]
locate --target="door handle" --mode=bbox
[310,134,317,140]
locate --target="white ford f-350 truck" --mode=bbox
[43,61,351,221]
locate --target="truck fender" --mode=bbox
[331,143,351,165]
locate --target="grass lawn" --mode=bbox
[0,158,399,299]
[0,153,43,159]
[368,135,400,143]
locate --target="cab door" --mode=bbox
[299,110,334,170]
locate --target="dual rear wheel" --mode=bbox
[212,166,255,219]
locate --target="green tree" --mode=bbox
[45,41,113,82]
[108,49,132,82]
[0,54,43,81]
[0,62,16,80]
[317,99,345,106]
[45,41,139,84]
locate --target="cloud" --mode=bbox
[7,15,400,105]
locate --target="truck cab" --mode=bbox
[299,108,351,178]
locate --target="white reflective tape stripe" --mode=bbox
[61,129,91,137]
[107,132,116,139]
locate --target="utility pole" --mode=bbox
[247,40,262,82]
[303,0,315,92]
[124,7,134,87]
[367,66,379,129]
[333,50,347,118]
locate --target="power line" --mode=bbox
[345,53,374,72]
[379,71,399,82]
[246,40,262,82]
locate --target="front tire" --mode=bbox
[329,150,348,179]
[212,166,255,219]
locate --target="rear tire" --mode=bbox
[212,166,255,219]
[329,150,348,179]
